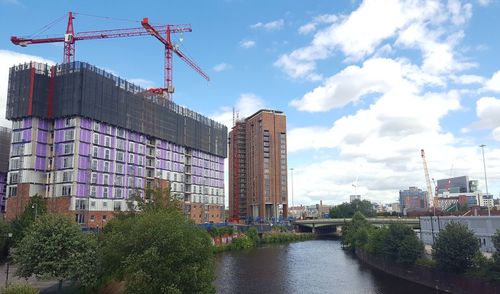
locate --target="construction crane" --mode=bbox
[420,149,435,212]
[141,17,210,100]
[10,12,208,100]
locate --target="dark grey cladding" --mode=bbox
[0,127,11,173]
[6,62,227,158]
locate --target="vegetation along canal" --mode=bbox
[215,239,442,294]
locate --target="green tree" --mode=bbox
[101,208,215,294]
[330,199,376,218]
[383,223,423,265]
[341,212,370,250]
[10,195,47,245]
[13,214,98,291]
[433,222,480,273]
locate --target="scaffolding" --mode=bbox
[6,61,227,158]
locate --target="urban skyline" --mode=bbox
[0,0,499,206]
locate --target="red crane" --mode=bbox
[10,12,209,100]
[141,17,210,100]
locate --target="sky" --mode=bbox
[0,0,499,206]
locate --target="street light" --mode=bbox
[479,144,490,216]
[4,233,12,288]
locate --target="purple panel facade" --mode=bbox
[37,130,48,143]
[22,129,31,142]
[76,184,86,197]
[35,157,46,170]
[81,118,92,129]
[23,118,32,129]
[36,144,46,156]
[80,129,91,143]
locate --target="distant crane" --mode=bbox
[10,11,209,100]
[420,149,435,212]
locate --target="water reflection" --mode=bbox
[215,240,441,294]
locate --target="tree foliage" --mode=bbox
[10,195,47,245]
[330,199,376,218]
[13,214,98,290]
[100,207,215,294]
[433,222,480,273]
[382,223,423,265]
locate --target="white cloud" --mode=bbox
[210,93,265,128]
[251,19,284,31]
[478,0,491,7]
[239,40,256,49]
[484,71,500,92]
[298,14,338,35]
[213,63,231,72]
[290,58,415,112]
[451,74,486,85]
[474,97,500,132]
[0,50,55,128]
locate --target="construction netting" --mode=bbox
[6,61,227,157]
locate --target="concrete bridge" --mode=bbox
[293,218,420,234]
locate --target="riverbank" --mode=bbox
[214,231,315,253]
[356,249,500,293]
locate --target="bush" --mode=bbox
[1,284,39,294]
[230,235,254,250]
[383,223,423,265]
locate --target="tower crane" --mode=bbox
[10,12,209,100]
[420,149,435,211]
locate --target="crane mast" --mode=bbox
[420,149,434,209]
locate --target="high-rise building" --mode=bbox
[0,127,11,213]
[399,187,428,214]
[229,110,287,222]
[5,62,227,225]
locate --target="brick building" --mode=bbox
[229,109,287,222]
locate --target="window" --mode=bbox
[117,128,125,138]
[115,175,123,186]
[76,199,86,210]
[92,146,98,158]
[12,131,22,143]
[62,185,72,196]
[103,187,108,198]
[138,156,143,165]
[93,133,99,145]
[103,201,108,208]
[12,120,21,129]
[75,214,85,224]
[116,151,124,162]
[64,129,74,141]
[9,172,19,184]
[104,174,109,185]
[63,143,73,155]
[115,188,122,198]
[11,145,23,156]
[137,167,143,177]
[91,172,97,184]
[128,177,133,187]
[62,171,72,182]
[129,142,134,152]
[62,157,73,168]
[90,186,96,197]
[138,145,144,154]
[93,122,100,131]
[10,158,20,170]
[117,139,125,150]
[104,161,110,172]
[8,186,17,197]
[91,159,98,170]
[90,201,96,208]
[90,215,95,222]
[114,201,121,211]
[104,149,110,160]
[64,118,75,127]
[129,154,134,164]
[105,136,111,147]
[116,163,124,174]
[137,178,142,188]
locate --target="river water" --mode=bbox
[215,239,441,294]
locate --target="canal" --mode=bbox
[215,239,441,294]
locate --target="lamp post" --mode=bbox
[479,144,490,216]
[290,168,294,219]
[32,203,38,219]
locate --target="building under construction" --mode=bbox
[228,109,288,222]
[5,61,227,225]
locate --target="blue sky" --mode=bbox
[0,0,499,206]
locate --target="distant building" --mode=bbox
[436,176,469,194]
[399,187,428,215]
[349,195,361,202]
[420,216,500,252]
[389,202,400,213]
[0,127,11,213]
[228,109,288,222]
